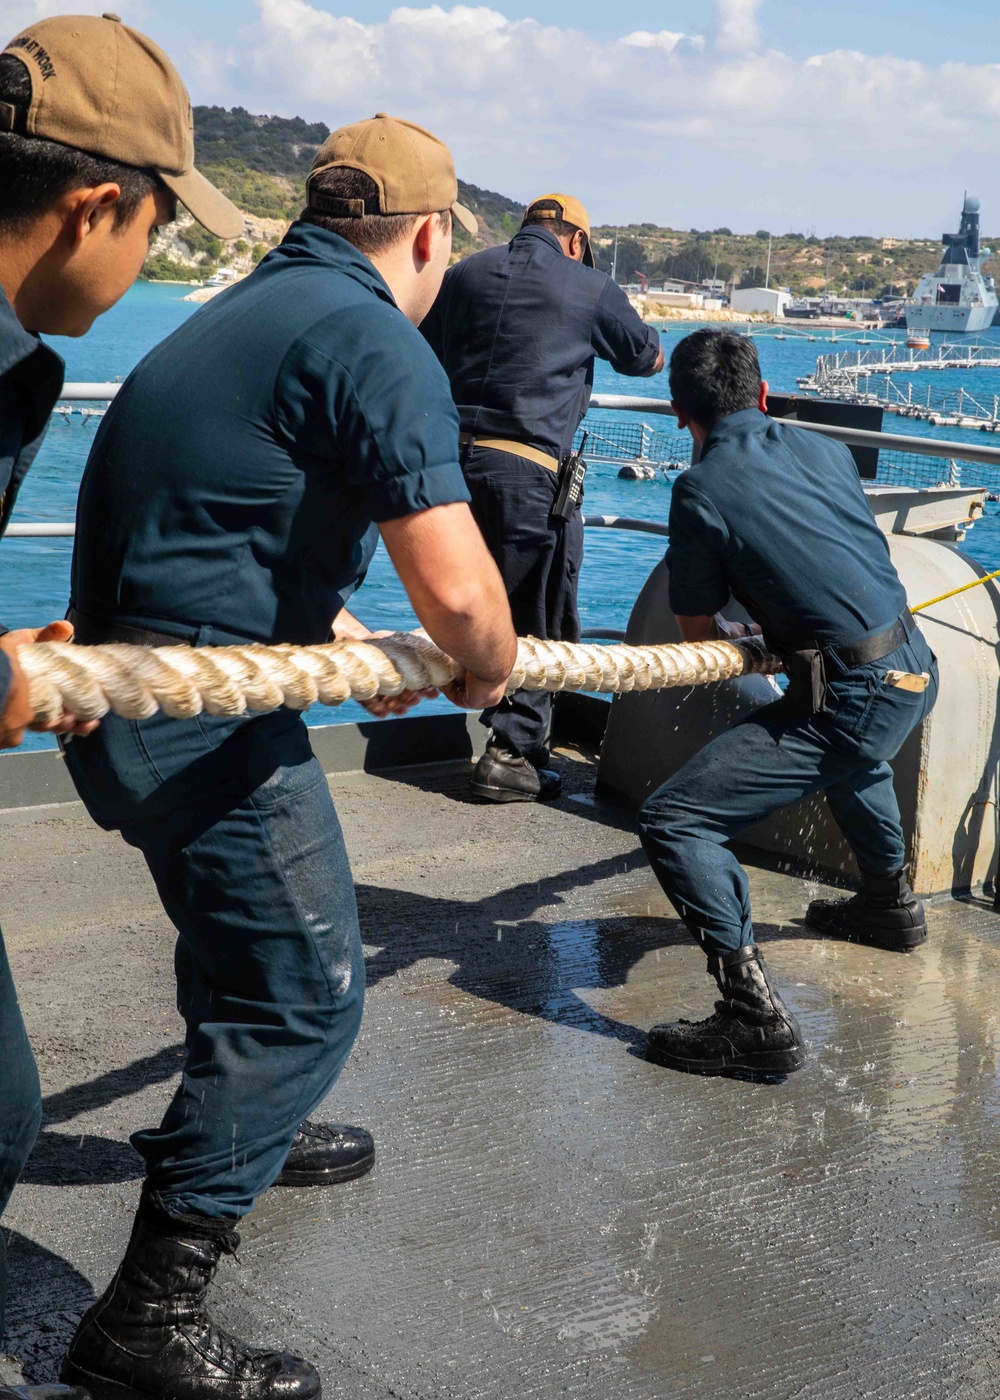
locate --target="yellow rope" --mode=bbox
[911,568,1000,614]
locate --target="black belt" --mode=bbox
[67,608,192,648]
[827,609,915,669]
[783,610,917,714]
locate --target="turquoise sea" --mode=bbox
[8,280,1000,747]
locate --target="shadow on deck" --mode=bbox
[5,745,1000,1398]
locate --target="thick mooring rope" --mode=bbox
[17,633,783,725]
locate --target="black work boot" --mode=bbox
[60,1190,320,1399]
[805,868,926,951]
[470,743,562,803]
[272,1119,374,1187]
[645,945,806,1079]
[0,1387,91,1398]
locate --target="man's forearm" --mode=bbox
[414,587,517,684]
[333,593,514,686]
[379,503,517,684]
[676,612,760,643]
[331,607,373,641]
[639,346,666,378]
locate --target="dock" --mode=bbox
[5,735,1000,1397]
[797,340,1000,432]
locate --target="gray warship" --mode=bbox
[906,195,998,334]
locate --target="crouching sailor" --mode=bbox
[637,329,938,1078]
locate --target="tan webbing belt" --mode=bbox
[459,433,559,473]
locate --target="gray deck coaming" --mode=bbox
[0,712,489,812]
[0,697,611,814]
[4,755,1000,1398]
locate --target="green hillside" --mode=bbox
[190,106,525,248]
[160,106,963,295]
[590,224,964,300]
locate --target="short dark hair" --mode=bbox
[522,199,589,255]
[669,329,762,427]
[0,55,161,233]
[300,166,450,258]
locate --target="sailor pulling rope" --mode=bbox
[17,633,783,726]
[18,563,1000,726]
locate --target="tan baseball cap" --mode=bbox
[0,13,243,238]
[307,113,478,236]
[525,193,595,267]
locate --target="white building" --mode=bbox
[730,287,791,316]
[646,290,705,310]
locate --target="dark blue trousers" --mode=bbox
[638,634,938,954]
[0,935,42,1346]
[463,445,583,758]
[64,708,364,1220]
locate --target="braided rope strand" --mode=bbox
[17,633,783,725]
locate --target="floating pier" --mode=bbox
[798,340,1000,430]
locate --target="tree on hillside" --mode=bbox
[739,264,765,289]
[593,235,648,280]
[193,106,328,175]
[656,242,733,285]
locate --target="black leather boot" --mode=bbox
[272,1120,374,1187]
[645,945,806,1078]
[60,1191,320,1399]
[470,743,562,803]
[0,1387,91,1398]
[805,868,926,951]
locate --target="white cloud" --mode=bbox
[713,0,762,53]
[621,30,692,56]
[7,0,1000,233]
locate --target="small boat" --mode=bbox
[907,330,931,350]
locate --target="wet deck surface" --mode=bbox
[5,748,1000,1399]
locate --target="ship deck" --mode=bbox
[5,739,1000,1400]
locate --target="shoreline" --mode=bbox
[140,277,206,287]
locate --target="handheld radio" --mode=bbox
[551,431,588,523]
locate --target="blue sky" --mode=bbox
[116,0,1000,64]
[351,0,1000,61]
[10,1,1000,236]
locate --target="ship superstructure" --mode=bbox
[906,195,998,333]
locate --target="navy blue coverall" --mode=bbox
[0,286,65,1345]
[65,222,472,1219]
[422,224,661,757]
[637,408,938,954]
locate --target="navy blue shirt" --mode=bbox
[71,222,471,647]
[0,286,65,704]
[666,408,907,656]
[421,225,661,461]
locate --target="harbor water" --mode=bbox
[8,280,1000,746]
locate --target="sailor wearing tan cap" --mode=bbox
[422,193,665,802]
[0,14,242,1400]
[59,113,516,1400]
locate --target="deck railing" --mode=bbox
[11,387,1000,542]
